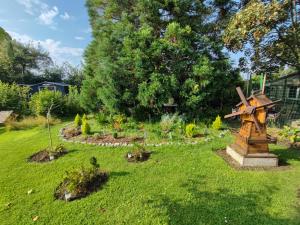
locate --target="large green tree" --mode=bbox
[82,0,241,118]
[224,0,300,74]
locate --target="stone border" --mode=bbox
[58,126,202,148]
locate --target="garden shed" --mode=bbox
[21,82,70,95]
[265,72,300,125]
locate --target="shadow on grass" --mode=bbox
[273,148,300,165]
[148,178,299,225]
[0,127,5,135]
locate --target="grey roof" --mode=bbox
[21,81,69,87]
[0,111,13,124]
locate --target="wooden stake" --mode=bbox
[262,74,267,94]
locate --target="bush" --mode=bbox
[212,115,222,130]
[95,112,108,125]
[5,116,61,131]
[0,81,30,115]
[65,86,83,115]
[81,119,91,135]
[112,114,126,131]
[160,114,184,134]
[82,113,87,122]
[29,90,65,116]
[185,123,197,138]
[74,114,81,127]
[54,157,108,201]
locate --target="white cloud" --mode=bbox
[38,6,59,25]
[60,12,71,20]
[8,31,84,65]
[17,0,47,15]
[75,36,85,41]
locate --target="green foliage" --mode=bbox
[81,1,241,117]
[65,86,83,115]
[113,132,118,139]
[90,156,100,169]
[160,114,184,134]
[185,123,197,138]
[81,119,91,135]
[82,114,87,122]
[224,0,300,73]
[95,112,108,125]
[74,114,81,127]
[279,126,300,144]
[29,90,65,116]
[0,81,30,114]
[212,115,222,130]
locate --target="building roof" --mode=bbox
[20,81,69,87]
[0,111,13,124]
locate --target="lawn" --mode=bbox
[0,123,300,225]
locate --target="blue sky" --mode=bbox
[0,0,92,66]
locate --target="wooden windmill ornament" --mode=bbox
[224,86,280,167]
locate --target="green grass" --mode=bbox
[0,123,300,225]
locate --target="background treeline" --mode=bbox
[0,27,83,86]
[1,0,299,121]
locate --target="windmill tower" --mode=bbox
[224,87,280,167]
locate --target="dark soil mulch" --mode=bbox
[28,149,67,163]
[62,127,81,139]
[54,172,108,201]
[215,149,291,171]
[125,151,152,162]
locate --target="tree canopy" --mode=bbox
[224,0,300,74]
[81,0,241,118]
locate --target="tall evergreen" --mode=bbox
[82,0,241,118]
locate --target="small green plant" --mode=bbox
[212,115,222,130]
[113,132,118,139]
[279,126,300,144]
[81,120,91,135]
[82,114,87,122]
[185,123,197,138]
[95,112,107,125]
[74,114,82,127]
[90,156,100,168]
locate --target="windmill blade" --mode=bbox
[255,100,282,110]
[251,114,262,133]
[236,87,250,107]
[224,110,245,118]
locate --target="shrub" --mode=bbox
[54,158,108,201]
[185,123,197,138]
[74,114,81,127]
[113,132,118,139]
[81,119,91,135]
[112,114,126,131]
[82,113,87,122]
[212,115,222,130]
[65,86,83,115]
[160,114,184,134]
[29,90,65,116]
[0,81,30,115]
[5,116,61,131]
[95,112,107,125]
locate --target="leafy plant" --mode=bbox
[113,132,118,139]
[90,157,100,169]
[29,90,65,116]
[279,126,300,144]
[95,112,107,125]
[212,115,222,130]
[112,114,126,131]
[74,114,82,127]
[81,120,91,135]
[185,123,197,138]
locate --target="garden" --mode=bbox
[1,0,300,224]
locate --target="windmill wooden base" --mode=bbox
[224,88,280,167]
